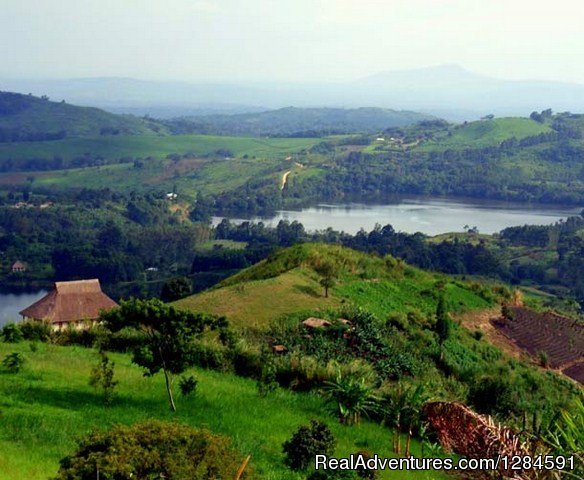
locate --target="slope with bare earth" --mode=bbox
[490,306,584,384]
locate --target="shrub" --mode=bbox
[54,420,248,479]
[19,320,52,342]
[88,351,118,406]
[468,375,521,416]
[1,323,23,343]
[2,352,25,373]
[179,375,198,396]
[324,372,379,425]
[257,358,278,397]
[538,351,549,368]
[282,420,336,471]
[472,330,484,341]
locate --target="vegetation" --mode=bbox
[165,107,434,137]
[0,342,436,480]
[88,350,118,406]
[54,420,247,480]
[1,351,24,373]
[282,420,336,470]
[100,298,223,411]
[0,91,165,141]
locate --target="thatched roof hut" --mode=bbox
[19,279,117,328]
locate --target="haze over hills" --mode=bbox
[0,91,166,139]
[3,65,584,120]
[167,107,435,136]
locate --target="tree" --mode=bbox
[2,352,25,373]
[314,260,338,298]
[160,276,192,302]
[434,291,452,349]
[380,383,428,456]
[282,420,336,470]
[100,299,220,411]
[88,350,118,406]
[54,420,248,480]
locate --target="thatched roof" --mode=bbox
[19,279,117,323]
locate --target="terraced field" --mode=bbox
[492,306,584,383]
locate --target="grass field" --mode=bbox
[0,343,445,480]
[416,118,551,151]
[176,268,340,330]
[0,135,320,163]
[24,156,287,196]
[176,244,497,331]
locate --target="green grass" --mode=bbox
[177,244,498,330]
[417,117,551,150]
[0,135,320,196]
[26,156,286,196]
[0,135,320,163]
[0,343,444,480]
[176,268,340,330]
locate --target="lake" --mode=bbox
[0,290,47,328]
[213,197,582,236]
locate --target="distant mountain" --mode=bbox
[0,91,166,141]
[3,66,584,121]
[166,107,435,136]
[353,65,584,119]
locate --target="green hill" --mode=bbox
[175,243,497,330]
[0,91,166,140]
[433,117,552,148]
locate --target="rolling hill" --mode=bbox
[166,107,436,136]
[175,243,497,330]
[0,91,166,140]
[5,65,584,119]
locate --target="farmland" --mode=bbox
[493,306,584,383]
[0,134,320,163]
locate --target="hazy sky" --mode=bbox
[2,0,583,83]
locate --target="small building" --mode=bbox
[19,279,118,330]
[11,261,27,273]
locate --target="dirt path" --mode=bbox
[281,170,291,190]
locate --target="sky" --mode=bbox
[1,0,584,84]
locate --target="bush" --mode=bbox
[1,323,23,343]
[468,375,521,416]
[54,420,248,480]
[282,420,336,471]
[19,320,52,342]
[2,352,25,373]
[88,351,118,406]
[179,375,198,396]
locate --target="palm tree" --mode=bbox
[324,372,379,425]
[380,383,428,456]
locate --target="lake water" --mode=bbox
[213,197,582,236]
[0,290,47,328]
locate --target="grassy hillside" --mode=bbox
[0,134,319,163]
[176,244,496,330]
[424,117,552,149]
[0,134,320,197]
[0,91,164,138]
[0,342,440,480]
